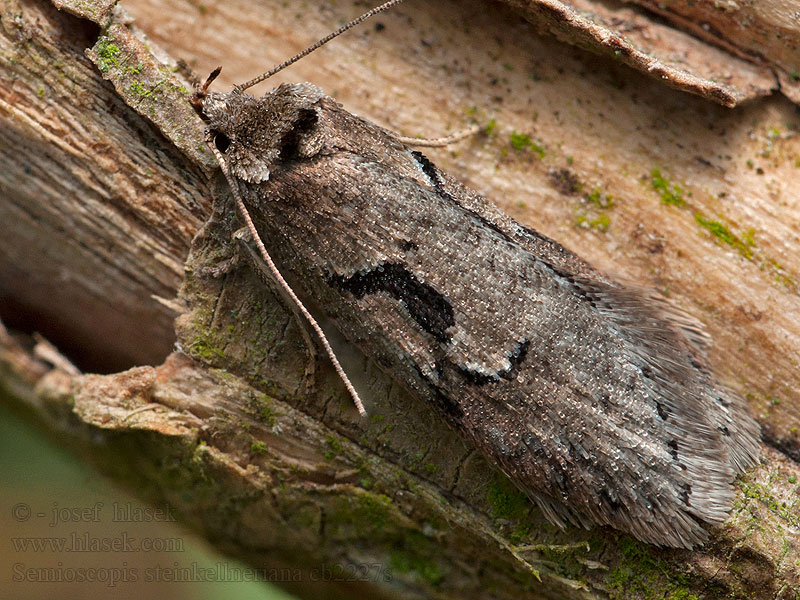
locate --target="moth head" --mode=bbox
[193,73,325,183]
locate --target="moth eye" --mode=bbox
[213,131,231,153]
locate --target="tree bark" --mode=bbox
[1,0,798,598]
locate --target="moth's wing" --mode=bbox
[582,281,761,474]
[384,163,760,546]
[438,265,760,548]
[244,127,760,547]
[427,161,760,470]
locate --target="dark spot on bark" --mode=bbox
[719,425,730,437]
[278,108,318,160]
[761,426,799,463]
[548,168,582,195]
[411,150,443,191]
[505,339,529,378]
[375,355,392,369]
[690,357,707,372]
[329,262,454,343]
[433,361,444,379]
[695,156,712,168]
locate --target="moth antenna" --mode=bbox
[236,0,405,92]
[204,131,367,417]
[393,124,481,147]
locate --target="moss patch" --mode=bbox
[603,538,700,600]
[323,433,343,461]
[695,214,755,259]
[509,131,545,158]
[487,474,530,521]
[250,441,267,455]
[650,168,684,206]
[94,39,121,72]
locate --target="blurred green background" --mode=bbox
[0,401,298,600]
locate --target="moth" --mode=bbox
[190,0,760,548]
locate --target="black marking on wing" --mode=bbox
[398,239,418,252]
[545,263,599,307]
[278,108,318,160]
[410,150,446,196]
[668,439,679,460]
[329,262,454,343]
[680,484,692,506]
[458,339,530,385]
[410,150,515,244]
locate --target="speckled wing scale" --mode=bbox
[191,2,760,549]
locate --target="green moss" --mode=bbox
[738,480,800,527]
[650,168,684,206]
[586,188,614,208]
[485,118,497,136]
[576,212,610,232]
[246,394,276,426]
[129,80,154,97]
[323,433,343,461]
[188,335,225,360]
[358,492,393,529]
[603,538,701,600]
[789,475,797,484]
[95,39,121,72]
[508,523,531,544]
[423,462,440,475]
[509,131,545,158]
[767,258,797,288]
[390,548,443,587]
[694,214,755,259]
[250,441,267,455]
[487,474,530,520]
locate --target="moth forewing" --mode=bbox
[191,1,760,549]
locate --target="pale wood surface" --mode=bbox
[1,0,798,598]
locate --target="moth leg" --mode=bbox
[232,227,319,393]
[194,201,243,279]
[392,123,480,147]
[198,249,241,279]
